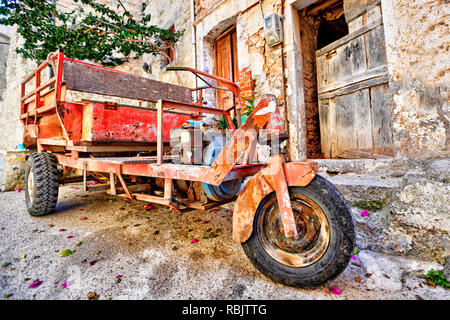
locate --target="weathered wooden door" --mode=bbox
[316,16,393,158]
[215,28,238,110]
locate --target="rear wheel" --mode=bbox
[242,175,355,288]
[25,152,59,216]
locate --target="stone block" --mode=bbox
[0,150,29,192]
[391,179,450,233]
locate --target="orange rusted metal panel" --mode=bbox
[232,159,318,243]
[207,95,280,185]
[284,160,318,186]
[36,113,65,140]
[56,102,84,141]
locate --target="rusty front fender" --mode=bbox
[232,159,318,243]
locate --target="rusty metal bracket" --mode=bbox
[268,155,298,238]
[117,172,133,200]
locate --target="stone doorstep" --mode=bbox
[315,157,450,182]
[314,158,408,177]
[319,172,402,210]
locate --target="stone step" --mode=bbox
[319,172,403,212]
[318,172,410,255]
[314,158,408,177]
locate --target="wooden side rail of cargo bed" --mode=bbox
[20,49,194,124]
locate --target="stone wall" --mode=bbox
[379,0,449,265]
[139,0,196,88]
[382,0,449,161]
[0,25,37,151]
[0,25,10,102]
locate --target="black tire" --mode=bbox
[25,152,59,216]
[242,174,355,288]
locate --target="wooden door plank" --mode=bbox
[370,84,394,149]
[354,88,373,149]
[318,99,331,158]
[334,92,358,155]
[318,74,388,99]
[368,25,388,69]
[318,65,387,94]
[316,17,382,58]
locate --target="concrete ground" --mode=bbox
[0,184,448,300]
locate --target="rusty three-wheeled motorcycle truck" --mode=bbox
[20,50,355,288]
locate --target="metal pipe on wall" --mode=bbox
[190,0,198,100]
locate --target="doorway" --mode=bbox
[299,0,393,159]
[214,27,238,110]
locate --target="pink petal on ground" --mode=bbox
[145,204,152,210]
[28,280,43,288]
[14,189,22,193]
[191,239,199,244]
[67,236,74,239]
[360,210,369,217]
[59,228,66,232]
[352,255,357,260]
[330,286,342,295]
[88,260,98,267]
[115,275,123,279]
[80,217,88,220]
[60,281,72,289]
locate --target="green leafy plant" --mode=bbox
[425,270,449,289]
[215,115,229,130]
[214,96,255,129]
[215,114,239,129]
[0,0,183,65]
[241,97,256,116]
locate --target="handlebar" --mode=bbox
[166,67,240,98]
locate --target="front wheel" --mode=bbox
[242,175,355,288]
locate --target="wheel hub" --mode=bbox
[257,194,330,267]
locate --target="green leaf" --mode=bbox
[60,249,74,257]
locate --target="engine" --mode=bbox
[169,122,241,202]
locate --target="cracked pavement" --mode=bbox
[0,185,448,300]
